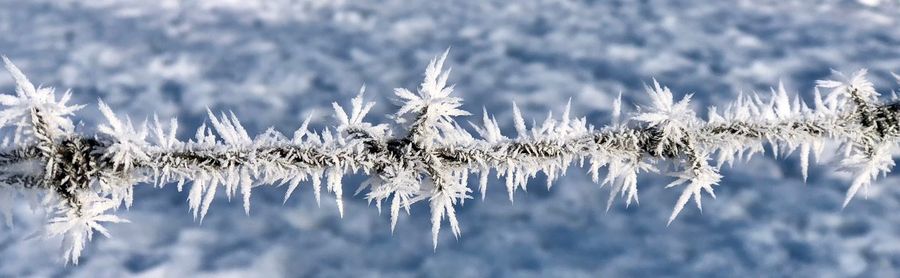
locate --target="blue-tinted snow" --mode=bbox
[1,0,899,277]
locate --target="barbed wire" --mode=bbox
[0,53,898,264]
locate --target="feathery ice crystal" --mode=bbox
[0,53,899,264]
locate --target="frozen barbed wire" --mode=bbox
[0,53,899,264]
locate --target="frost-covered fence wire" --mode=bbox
[1,52,899,264]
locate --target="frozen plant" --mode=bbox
[0,53,899,264]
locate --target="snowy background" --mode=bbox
[2,0,900,277]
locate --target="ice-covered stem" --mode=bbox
[1,55,899,264]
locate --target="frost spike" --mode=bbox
[512,102,527,138]
[2,56,36,97]
[241,168,253,215]
[612,91,623,125]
